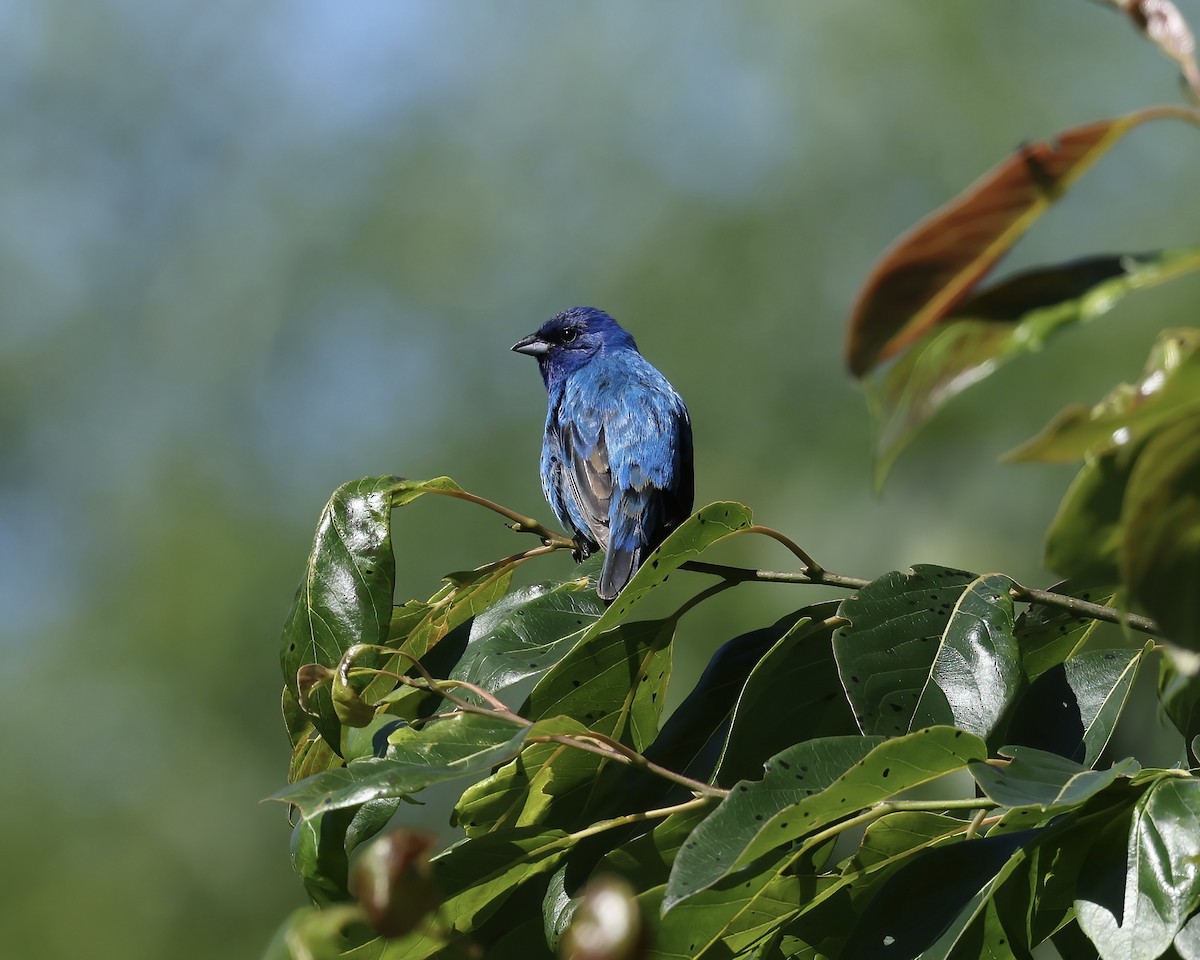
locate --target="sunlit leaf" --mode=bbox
[971,746,1140,812]
[1076,777,1200,960]
[1009,326,1200,464]
[664,727,986,911]
[846,107,1194,377]
[451,715,596,836]
[450,577,605,696]
[261,904,362,960]
[270,712,533,820]
[869,252,1200,486]
[281,476,403,747]
[835,567,1020,741]
[587,501,755,624]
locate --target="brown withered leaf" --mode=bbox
[845,106,1195,378]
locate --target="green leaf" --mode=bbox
[643,610,809,788]
[1014,581,1116,681]
[868,253,1200,486]
[910,574,1020,741]
[644,851,806,960]
[1006,645,1149,766]
[715,602,857,787]
[270,712,533,820]
[261,904,362,960]
[1009,326,1200,464]
[450,578,606,696]
[840,829,1036,960]
[584,501,754,627]
[971,746,1140,812]
[846,811,970,872]
[281,476,403,747]
[665,727,986,911]
[1122,412,1200,650]
[451,715,597,836]
[835,567,1020,740]
[1159,657,1200,764]
[1076,777,1200,960]
[1043,445,1140,583]
[1176,911,1200,960]
[524,617,675,753]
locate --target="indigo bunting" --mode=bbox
[512,307,694,600]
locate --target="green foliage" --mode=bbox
[263,7,1200,959]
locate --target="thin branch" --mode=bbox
[680,559,869,591]
[745,524,824,575]
[801,797,998,852]
[566,796,714,844]
[1009,583,1165,638]
[430,488,575,547]
[539,730,729,799]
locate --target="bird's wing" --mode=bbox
[596,372,693,600]
[560,418,613,549]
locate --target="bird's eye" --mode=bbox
[562,328,579,344]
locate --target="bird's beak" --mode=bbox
[511,333,550,357]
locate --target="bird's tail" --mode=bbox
[598,544,639,601]
[598,492,668,601]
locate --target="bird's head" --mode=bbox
[511,307,637,386]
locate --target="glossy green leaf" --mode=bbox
[450,578,605,696]
[715,602,857,787]
[910,574,1020,741]
[665,727,986,911]
[1014,581,1115,680]
[1122,412,1200,650]
[1159,657,1200,764]
[1176,911,1200,960]
[270,712,532,820]
[524,617,674,752]
[834,565,977,735]
[1009,326,1200,464]
[868,253,1200,486]
[1005,645,1148,766]
[971,746,1140,811]
[281,476,402,746]
[835,567,1020,740]
[1076,777,1200,960]
[1066,645,1151,766]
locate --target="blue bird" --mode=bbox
[512,307,694,601]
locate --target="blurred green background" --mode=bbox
[4,2,1198,957]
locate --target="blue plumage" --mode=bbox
[512,307,694,600]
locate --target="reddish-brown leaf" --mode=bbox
[845,106,1196,378]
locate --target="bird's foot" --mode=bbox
[572,539,596,564]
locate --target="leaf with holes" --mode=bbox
[664,727,986,912]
